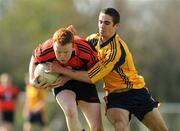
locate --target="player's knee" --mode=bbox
[90,127,103,131]
[162,126,168,131]
[64,108,77,119]
[150,124,168,131]
[90,124,103,131]
[88,118,104,131]
[158,125,168,131]
[113,120,128,131]
[107,117,127,131]
[105,118,127,131]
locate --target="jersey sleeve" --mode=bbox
[88,37,122,83]
[33,39,55,64]
[75,39,98,70]
[87,49,98,69]
[86,33,99,47]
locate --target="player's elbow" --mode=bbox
[88,78,95,84]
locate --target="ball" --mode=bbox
[34,63,59,84]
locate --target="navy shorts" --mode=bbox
[106,88,159,121]
[28,111,48,126]
[1,111,14,123]
[52,80,100,103]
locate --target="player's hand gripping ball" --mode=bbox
[34,63,59,84]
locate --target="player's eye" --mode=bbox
[99,20,103,24]
[104,21,110,25]
[58,50,61,53]
[57,50,62,54]
[99,20,110,25]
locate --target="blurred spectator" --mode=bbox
[0,73,19,131]
[22,74,49,131]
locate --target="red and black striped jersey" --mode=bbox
[33,38,98,70]
[0,85,19,111]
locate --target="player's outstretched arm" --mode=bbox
[45,62,92,84]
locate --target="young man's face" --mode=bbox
[53,42,73,64]
[98,12,118,40]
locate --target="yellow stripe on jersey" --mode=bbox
[116,67,133,89]
[87,33,145,94]
[88,34,121,80]
[103,40,116,65]
[89,65,101,78]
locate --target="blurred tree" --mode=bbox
[0,0,179,102]
[0,0,84,88]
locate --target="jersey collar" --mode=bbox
[99,33,116,48]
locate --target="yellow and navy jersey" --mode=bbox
[25,84,47,111]
[86,33,145,94]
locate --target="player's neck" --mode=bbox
[100,34,114,43]
[100,37,108,43]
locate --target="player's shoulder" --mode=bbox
[74,38,90,49]
[34,39,54,56]
[74,36,88,44]
[86,33,99,47]
[39,39,54,50]
[86,33,99,41]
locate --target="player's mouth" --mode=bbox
[60,60,66,64]
[99,29,105,34]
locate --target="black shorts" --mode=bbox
[27,111,48,126]
[52,80,100,103]
[1,111,14,123]
[106,88,159,121]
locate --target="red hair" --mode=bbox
[53,28,74,45]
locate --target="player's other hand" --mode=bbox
[30,76,50,89]
[66,25,84,40]
[47,75,72,89]
[45,62,63,73]
[66,25,77,35]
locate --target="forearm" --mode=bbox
[29,56,36,84]
[59,68,92,83]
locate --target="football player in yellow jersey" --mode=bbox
[23,74,48,131]
[46,8,168,131]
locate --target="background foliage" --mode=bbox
[0,0,179,102]
[0,0,180,130]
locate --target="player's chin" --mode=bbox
[60,60,67,64]
[99,29,105,34]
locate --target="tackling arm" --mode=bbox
[45,62,93,84]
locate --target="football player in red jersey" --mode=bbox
[0,73,19,131]
[29,27,103,131]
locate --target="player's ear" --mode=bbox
[114,23,120,30]
[72,42,75,48]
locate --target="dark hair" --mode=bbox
[53,28,74,46]
[100,8,120,25]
